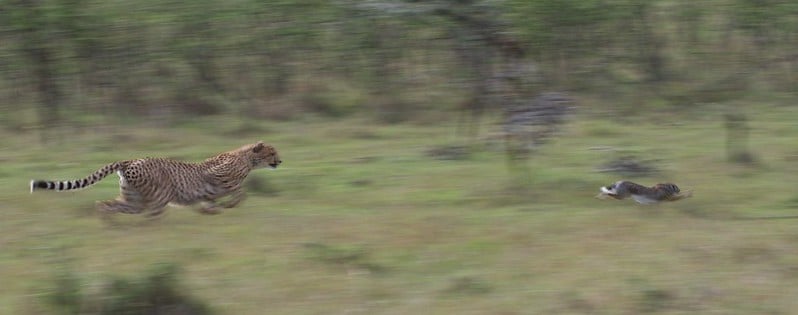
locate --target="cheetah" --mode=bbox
[30,141,281,218]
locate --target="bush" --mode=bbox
[302,242,386,274]
[298,80,366,117]
[48,270,83,315]
[46,263,212,315]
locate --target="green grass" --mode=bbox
[3,106,798,314]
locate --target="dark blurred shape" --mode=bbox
[504,92,575,158]
[436,3,532,140]
[101,263,212,315]
[48,269,82,315]
[724,113,756,164]
[244,174,280,196]
[425,144,470,161]
[443,276,492,295]
[46,263,212,315]
[627,278,678,313]
[302,242,385,274]
[597,156,660,177]
[638,287,676,313]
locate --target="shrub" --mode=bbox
[45,263,212,315]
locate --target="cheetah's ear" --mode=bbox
[252,141,265,153]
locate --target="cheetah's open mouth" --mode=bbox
[268,163,279,169]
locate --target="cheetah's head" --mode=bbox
[249,141,281,169]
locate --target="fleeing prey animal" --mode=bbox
[30,142,281,217]
[596,181,692,205]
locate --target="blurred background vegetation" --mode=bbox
[2,0,798,314]
[1,0,796,132]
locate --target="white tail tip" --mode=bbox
[30,180,35,194]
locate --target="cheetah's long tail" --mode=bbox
[30,161,130,193]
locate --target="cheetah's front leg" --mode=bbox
[196,188,246,215]
[218,189,246,209]
[197,201,223,215]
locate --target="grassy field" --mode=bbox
[3,105,798,314]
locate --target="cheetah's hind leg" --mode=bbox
[96,199,148,214]
[143,199,172,220]
[144,207,168,219]
[96,199,146,225]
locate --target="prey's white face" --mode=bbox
[596,184,617,199]
[599,181,624,195]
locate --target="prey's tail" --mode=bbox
[30,161,130,193]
